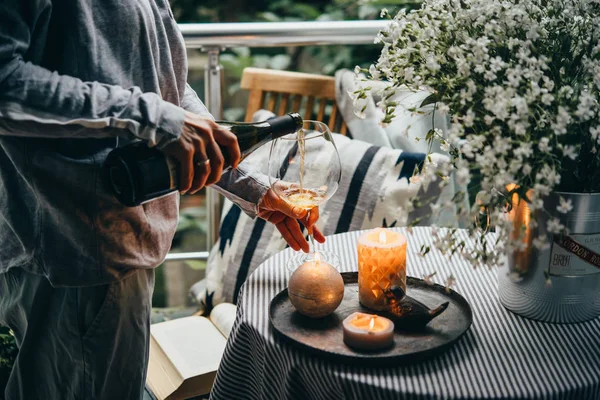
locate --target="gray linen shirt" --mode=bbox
[0,0,269,287]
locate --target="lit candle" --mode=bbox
[342,312,394,350]
[357,228,407,311]
[288,253,345,318]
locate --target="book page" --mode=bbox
[209,303,237,339]
[150,316,227,380]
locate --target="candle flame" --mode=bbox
[379,230,387,245]
[368,316,375,331]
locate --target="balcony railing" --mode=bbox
[165,20,388,262]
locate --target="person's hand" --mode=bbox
[258,189,326,253]
[161,112,242,194]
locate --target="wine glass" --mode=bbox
[268,120,342,272]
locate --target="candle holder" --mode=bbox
[286,251,341,276]
[357,228,407,311]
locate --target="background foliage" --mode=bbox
[0,327,17,394]
[178,0,420,120]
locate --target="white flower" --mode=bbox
[538,137,552,153]
[462,109,475,127]
[353,65,361,75]
[552,106,571,135]
[511,96,529,116]
[489,56,505,72]
[526,25,540,41]
[536,164,561,186]
[557,197,574,214]
[522,164,532,175]
[575,91,597,121]
[559,85,574,99]
[461,142,474,159]
[440,140,450,152]
[541,93,554,105]
[514,142,533,158]
[532,198,544,210]
[369,64,380,80]
[562,145,578,160]
[542,76,555,92]
[456,58,471,77]
[456,167,471,187]
[505,67,522,87]
[437,102,450,115]
[484,70,497,81]
[533,181,552,196]
[546,218,565,234]
[426,55,441,72]
[533,235,550,250]
[380,8,389,18]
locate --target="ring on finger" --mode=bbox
[195,159,210,167]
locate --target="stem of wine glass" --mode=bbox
[308,231,317,256]
[306,208,317,258]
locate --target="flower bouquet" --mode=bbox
[356,0,600,322]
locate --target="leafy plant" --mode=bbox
[358,0,600,269]
[0,326,17,392]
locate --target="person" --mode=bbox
[0,1,325,399]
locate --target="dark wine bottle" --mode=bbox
[104,113,303,206]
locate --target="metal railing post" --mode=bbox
[204,47,224,249]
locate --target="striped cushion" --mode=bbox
[194,134,458,313]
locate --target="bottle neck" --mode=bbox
[215,113,302,138]
[266,114,303,138]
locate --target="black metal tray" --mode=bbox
[269,272,473,365]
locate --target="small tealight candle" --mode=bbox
[342,312,394,351]
[357,228,407,311]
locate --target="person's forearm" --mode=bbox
[0,59,184,145]
[212,164,271,219]
[0,2,184,146]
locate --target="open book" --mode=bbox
[146,303,237,400]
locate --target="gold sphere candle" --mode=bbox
[288,255,344,318]
[357,228,407,311]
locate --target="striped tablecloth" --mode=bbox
[210,227,600,400]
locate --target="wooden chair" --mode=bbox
[240,67,349,136]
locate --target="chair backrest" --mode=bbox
[240,67,348,135]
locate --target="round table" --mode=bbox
[210,227,600,400]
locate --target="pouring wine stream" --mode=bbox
[298,128,317,259]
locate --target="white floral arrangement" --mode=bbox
[354,0,600,274]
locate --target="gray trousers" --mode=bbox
[0,267,154,400]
